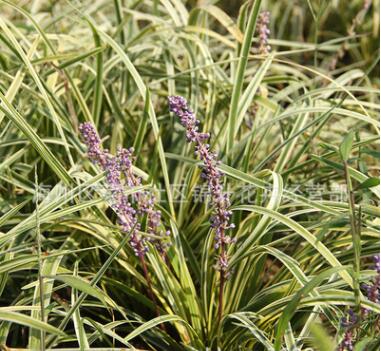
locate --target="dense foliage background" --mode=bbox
[0,0,379,350]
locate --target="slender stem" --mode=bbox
[218,269,225,323]
[218,242,225,324]
[35,167,45,351]
[139,256,158,314]
[139,255,165,331]
[343,161,361,314]
[313,17,319,68]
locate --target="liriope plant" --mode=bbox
[0,0,379,350]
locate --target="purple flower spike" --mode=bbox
[256,11,271,55]
[338,309,357,351]
[116,146,169,253]
[169,96,234,275]
[364,255,380,304]
[79,122,107,167]
[79,123,170,258]
[105,156,122,191]
[118,147,141,188]
[362,254,380,318]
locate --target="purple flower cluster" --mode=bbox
[168,96,235,275]
[117,146,170,253]
[337,255,380,350]
[362,255,380,313]
[79,122,169,256]
[340,309,358,328]
[256,11,271,55]
[338,330,354,351]
[78,122,107,167]
[338,309,357,351]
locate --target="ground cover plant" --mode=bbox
[0,0,379,350]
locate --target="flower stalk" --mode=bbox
[79,122,168,323]
[342,159,361,314]
[168,96,235,323]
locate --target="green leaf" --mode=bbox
[29,256,63,350]
[358,177,380,189]
[232,205,353,286]
[340,131,354,161]
[274,266,348,351]
[84,15,175,216]
[71,264,90,350]
[309,323,335,351]
[124,314,195,343]
[0,92,72,185]
[236,54,274,136]
[88,20,104,126]
[0,311,66,336]
[0,200,29,227]
[48,275,106,304]
[354,337,377,351]
[226,312,275,350]
[0,17,74,167]
[46,227,132,347]
[133,88,150,156]
[226,0,262,153]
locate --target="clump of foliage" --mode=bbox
[0,0,379,350]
